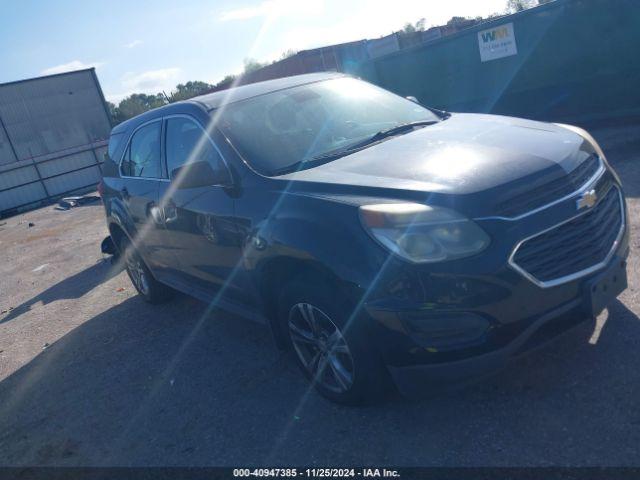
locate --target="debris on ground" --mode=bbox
[32,264,49,273]
[100,236,120,264]
[116,287,125,292]
[101,236,117,255]
[55,195,100,211]
[42,343,50,350]
[28,222,35,227]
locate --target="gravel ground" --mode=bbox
[0,123,639,467]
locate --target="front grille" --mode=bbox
[496,154,601,217]
[511,186,623,285]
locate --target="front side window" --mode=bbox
[217,77,440,176]
[165,117,226,179]
[121,121,161,178]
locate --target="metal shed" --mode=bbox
[0,68,111,217]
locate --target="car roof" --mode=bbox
[111,72,345,135]
[188,72,345,110]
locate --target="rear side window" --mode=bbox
[106,132,125,163]
[121,122,162,178]
[165,117,226,179]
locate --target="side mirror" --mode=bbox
[171,161,231,189]
[406,96,419,103]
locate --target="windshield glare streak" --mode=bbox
[217,77,439,176]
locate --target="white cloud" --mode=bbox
[106,0,506,103]
[219,3,268,21]
[105,67,183,102]
[41,60,104,75]
[104,67,182,103]
[124,39,143,48]
[280,0,505,51]
[121,67,181,92]
[104,92,130,104]
[219,0,323,21]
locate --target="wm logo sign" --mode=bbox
[481,27,510,43]
[478,22,517,62]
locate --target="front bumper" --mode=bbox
[362,173,629,397]
[382,255,627,397]
[388,296,585,397]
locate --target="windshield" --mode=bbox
[216,77,440,176]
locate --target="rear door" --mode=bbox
[118,120,166,270]
[156,115,244,302]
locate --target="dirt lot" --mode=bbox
[1,123,640,467]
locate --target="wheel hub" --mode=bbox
[125,250,150,296]
[288,302,355,394]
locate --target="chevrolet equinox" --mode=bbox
[100,73,628,404]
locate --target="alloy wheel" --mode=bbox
[125,250,150,296]
[288,303,355,393]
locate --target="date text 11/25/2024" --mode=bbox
[232,468,400,478]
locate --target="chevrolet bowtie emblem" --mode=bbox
[577,189,598,210]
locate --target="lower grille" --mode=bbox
[511,186,623,286]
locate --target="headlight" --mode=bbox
[359,203,490,263]
[555,123,620,183]
[554,123,606,160]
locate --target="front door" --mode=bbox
[156,115,244,304]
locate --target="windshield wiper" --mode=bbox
[271,119,442,176]
[352,119,441,148]
[270,154,344,175]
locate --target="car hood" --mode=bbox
[275,113,595,217]
[279,113,589,194]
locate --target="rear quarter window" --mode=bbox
[106,132,126,163]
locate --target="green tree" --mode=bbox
[401,22,416,34]
[279,49,298,61]
[170,81,213,102]
[210,74,237,91]
[446,16,469,27]
[106,101,121,124]
[401,18,427,34]
[486,11,506,19]
[243,58,267,74]
[116,93,166,122]
[506,0,536,13]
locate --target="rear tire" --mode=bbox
[119,237,174,304]
[278,276,388,405]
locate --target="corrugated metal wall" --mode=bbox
[233,0,638,125]
[354,0,640,123]
[0,68,111,217]
[235,41,369,86]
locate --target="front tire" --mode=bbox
[278,277,387,405]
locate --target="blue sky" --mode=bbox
[1,0,506,103]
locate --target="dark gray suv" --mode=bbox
[100,73,628,403]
